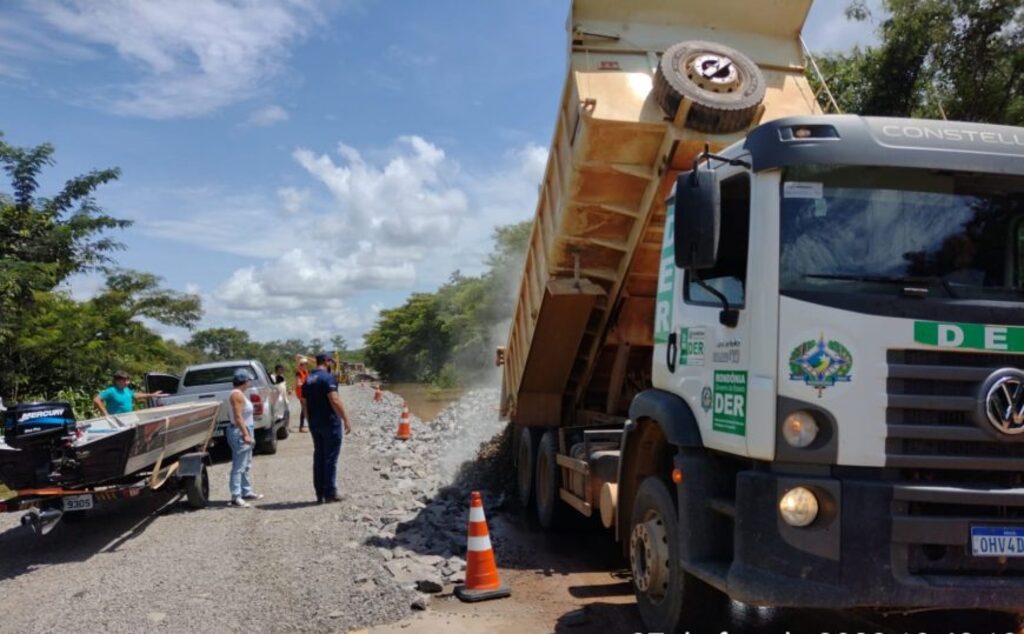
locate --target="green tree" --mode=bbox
[187,327,256,361]
[12,271,201,399]
[362,220,532,384]
[0,133,132,397]
[810,1,1024,124]
[330,335,348,353]
[364,293,450,382]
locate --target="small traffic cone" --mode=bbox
[455,491,510,602]
[395,407,411,440]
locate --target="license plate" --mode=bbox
[62,494,93,512]
[970,526,1024,557]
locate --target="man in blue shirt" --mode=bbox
[303,352,352,503]
[93,370,164,416]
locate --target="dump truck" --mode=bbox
[498,0,1024,630]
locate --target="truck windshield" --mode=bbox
[780,165,1024,303]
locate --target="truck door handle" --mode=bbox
[198,394,216,399]
[666,332,677,374]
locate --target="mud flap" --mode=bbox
[177,452,207,478]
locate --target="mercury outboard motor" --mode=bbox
[3,401,76,449]
[1,402,77,489]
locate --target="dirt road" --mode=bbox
[0,386,1020,633]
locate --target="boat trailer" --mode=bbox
[0,451,210,536]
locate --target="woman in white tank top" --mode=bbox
[227,368,261,507]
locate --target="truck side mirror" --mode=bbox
[673,167,720,270]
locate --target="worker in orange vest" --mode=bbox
[295,357,310,432]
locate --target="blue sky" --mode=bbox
[0,0,881,345]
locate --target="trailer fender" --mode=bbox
[177,452,208,478]
[627,389,703,449]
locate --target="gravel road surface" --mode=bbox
[0,386,442,633]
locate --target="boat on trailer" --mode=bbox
[0,400,220,534]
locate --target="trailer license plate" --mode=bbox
[62,494,93,512]
[971,526,1024,557]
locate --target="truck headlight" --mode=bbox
[779,486,818,527]
[782,411,819,448]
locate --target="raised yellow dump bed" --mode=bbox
[500,0,821,426]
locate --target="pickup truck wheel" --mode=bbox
[535,430,569,529]
[184,465,210,509]
[653,40,766,133]
[276,421,290,440]
[257,429,278,455]
[516,426,539,510]
[630,476,718,632]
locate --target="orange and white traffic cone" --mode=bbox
[455,491,510,602]
[395,406,411,440]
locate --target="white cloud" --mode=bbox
[246,104,290,127]
[292,135,468,247]
[131,136,545,343]
[277,186,310,214]
[22,0,325,118]
[213,246,415,311]
[804,1,883,54]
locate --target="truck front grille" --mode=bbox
[886,349,1024,472]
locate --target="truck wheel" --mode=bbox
[257,429,278,455]
[535,430,567,529]
[515,426,539,510]
[653,40,766,133]
[630,476,718,632]
[276,420,290,440]
[185,465,210,509]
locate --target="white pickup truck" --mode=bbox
[145,360,289,455]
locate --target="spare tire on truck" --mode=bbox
[653,40,766,134]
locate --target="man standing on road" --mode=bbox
[303,352,352,503]
[93,370,164,416]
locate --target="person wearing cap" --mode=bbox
[302,352,352,503]
[226,368,263,508]
[93,370,165,416]
[295,357,310,432]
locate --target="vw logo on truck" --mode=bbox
[982,370,1024,436]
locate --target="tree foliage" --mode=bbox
[0,134,203,399]
[9,270,201,399]
[363,220,532,384]
[810,0,1024,124]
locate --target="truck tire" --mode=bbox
[184,465,210,509]
[276,420,290,440]
[257,428,278,455]
[630,476,719,632]
[515,426,539,510]
[653,40,766,133]
[535,430,568,529]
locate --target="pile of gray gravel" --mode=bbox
[348,384,512,597]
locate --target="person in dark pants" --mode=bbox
[302,352,352,503]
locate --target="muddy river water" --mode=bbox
[383,382,463,420]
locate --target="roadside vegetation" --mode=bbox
[808,0,1023,125]
[363,222,530,386]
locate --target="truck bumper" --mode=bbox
[724,470,1024,610]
